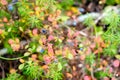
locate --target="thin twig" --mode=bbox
[0,61,5,78]
[90,65,95,79]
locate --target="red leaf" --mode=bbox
[32,28,38,36]
[48,35,54,42]
[84,75,91,80]
[71,49,77,55]
[0,0,8,5]
[113,60,120,68]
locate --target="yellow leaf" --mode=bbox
[19,59,25,63]
[115,55,120,60]
[116,0,120,4]
[71,7,79,14]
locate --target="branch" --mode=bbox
[64,6,120,26]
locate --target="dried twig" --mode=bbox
[0,61,5,78]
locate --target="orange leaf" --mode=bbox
[0,23,4,27]
[3,17,8,23]
[55,50,62,55]
[19,59,25,63]
[66,11,72,16]
[72,66,76,71]
[80,55,86,60]
[56,10,61,16]
[94,50,99,54]
[90,43,96,49]
[101,42,106,48]
[98,47,103,53]
[66,73,73,78]
[102,60,108,66]
[94,36,103,44]
[0,29,2,34]
[42,65,48,70]
[9,68,16,74]
[31,54,37,61]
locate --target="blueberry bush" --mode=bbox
[0,0,120,80]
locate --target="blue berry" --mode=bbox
[79,47,83,51]
[78,8,85,13]
[41,29,47,34]
[40,49,44,53]
[8,4,14,11]
[73,21,77,26]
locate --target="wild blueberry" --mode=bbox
[78,8,85,13]
[79,47,83,51]
[73,21,77,26]
[40,48,44,53]
[8,4,14,11]
[41,29,47,34]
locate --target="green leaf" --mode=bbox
[58,62,62,71]
[4,41,13,54]
[85,53,95,65]
[94,71,109,79]
[116,0,120,4]
[57,16,69,22]
[24,52,31,56]
[96,27,104,36]
[67,53,73,59]
[115,55,120,60]
[19,64,25,70]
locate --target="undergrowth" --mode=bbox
[1,0,120,80]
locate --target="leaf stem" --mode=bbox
[0,56,27,60]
